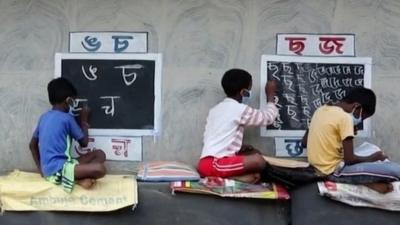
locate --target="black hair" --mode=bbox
[342,87,376,116]
[221,69,252,97]
[47,77,77,105]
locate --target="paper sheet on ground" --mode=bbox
[0,170,137,212]
[318,181,400,211]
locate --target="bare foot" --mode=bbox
[91,179,97,187]
[77,178,96,189]
[365,183,393,194]
[232,173,261,184]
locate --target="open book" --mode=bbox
[354,142,390,162]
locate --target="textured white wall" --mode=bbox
[1,0,400,173]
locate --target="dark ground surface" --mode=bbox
[1,182,399,225]
[291,183,400,225]
[0,182,289,225]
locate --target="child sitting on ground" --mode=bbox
[29,77,106,192]
[197,68,278,183]
[303,87,400,193]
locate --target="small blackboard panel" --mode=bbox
[55,53,162,136]
[260,55,371,137]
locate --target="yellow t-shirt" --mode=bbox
[307,105,354,175]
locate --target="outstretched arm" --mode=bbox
[265,80,277,103]
[239,80,279,126]
[78,106,90,147]
[29,137,42,175]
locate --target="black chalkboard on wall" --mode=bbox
[260,55,371,137]
[55,53,162,136]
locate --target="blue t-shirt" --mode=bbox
[33,110,84,177]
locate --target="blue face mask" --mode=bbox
[241,89,251,104]
[350,107,363,126]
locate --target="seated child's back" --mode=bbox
[33,109,85,177]
[30,77,106,192]
[198,68,278,182]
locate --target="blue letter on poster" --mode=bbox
[81,36,101,52]
[284,139,303,156]
[112,36,133,53]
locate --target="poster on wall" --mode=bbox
[260,55,372,138]
[274,137,307,157]
[71,136,142,161]
[276,33,355,57]
[55,53,162,161]
[69,32,148,53]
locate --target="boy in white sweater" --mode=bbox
[198,69,278,183]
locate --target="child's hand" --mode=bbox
[371,151,388,161]
[265,80,278,102]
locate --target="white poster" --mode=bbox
[277,34,355,56]
[72,136,142,161]
[69,32,148,53]
[275,137,307,157]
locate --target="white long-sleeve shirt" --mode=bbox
[201,98,278,158]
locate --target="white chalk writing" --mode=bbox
[81,65,98,81]
[100,96,120,116]
[267,61,366,130]
[114,64,144,86]
[69,98,88,116]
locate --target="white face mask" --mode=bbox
[68,105,75,116]
[66,97,77,116]
[241,89,251,104]
[350,107,363,126]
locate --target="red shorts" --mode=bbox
[197,155,246,178]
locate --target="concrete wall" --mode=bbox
[1,0,400,173]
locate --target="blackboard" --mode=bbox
[55,53,162,136]
[260,55,371,137]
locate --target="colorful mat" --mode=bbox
[0,170,137,212]
[171,177,290,200]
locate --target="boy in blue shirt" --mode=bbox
[29,77,106,192]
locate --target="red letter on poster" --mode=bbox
[319,37,345,54]
[285,37,306,55]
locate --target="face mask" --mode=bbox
[68,105,75,116]
[350,106,363,126]
[241,89,251,104]
[66,97,77,116]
